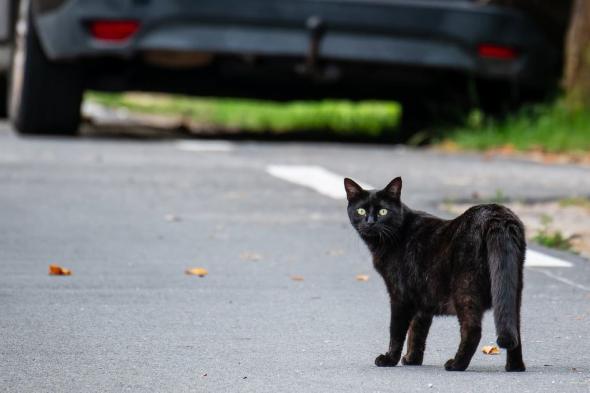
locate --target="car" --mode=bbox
[0,0,561,135]
[0,0,14,117]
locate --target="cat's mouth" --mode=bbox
[358,224,396,242]
[358,226,377,236]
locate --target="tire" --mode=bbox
[0,74,6,118]
[9,7,83,135]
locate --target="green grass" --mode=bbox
[86,91,402,137]
[559,197,590,209]
[533,230,574,251]
[445,101,590,153]
[532,214,574,252]
[488,189,509,204]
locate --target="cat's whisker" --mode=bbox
[379,225,399,246]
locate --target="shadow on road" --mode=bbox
[78,121,408,145]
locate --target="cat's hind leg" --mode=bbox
[505,297,525,372]
[505,329,525,372]
[402,312,433,366]
[444,297,483,372]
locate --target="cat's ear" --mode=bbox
[344,178,364,201]
[383,177,402,199]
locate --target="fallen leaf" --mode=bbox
[240,252,262,261]
[482,344,500,355]
[355,274,370,282]
[290,275,304,281]
[48,264,72,276]
[185,267,208,277]
[438,140,460,152]
[498,144,515,154]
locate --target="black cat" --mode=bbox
[344,177,525,372]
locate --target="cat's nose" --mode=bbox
[366,216,376,224]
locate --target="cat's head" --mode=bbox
[344,177,404,242]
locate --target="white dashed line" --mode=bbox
[175,140,235,153]
[530,269,590,291]
[266,164,574,269]
[525,249,572,268]
[266,165,372,200]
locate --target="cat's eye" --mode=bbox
[378,208,388,216]
[356,208,366,216]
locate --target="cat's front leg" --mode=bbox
[375,304,413,367]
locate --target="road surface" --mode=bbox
[1,122,589,392]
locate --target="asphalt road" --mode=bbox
[1,121,590,392]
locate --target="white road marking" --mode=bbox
[525,249,572,268]
[175,140,234,153]
[266,165,372,200]
[266,164,574,269]
[530,268,590,292]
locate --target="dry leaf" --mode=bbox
[438,140,460,152]
[355,274,370,282]
[290,275,304,281]
[498,144,515,154]
[482,345,500,355]
[185,267,208,277]
[240,252,262,261]
[48,264,72,276]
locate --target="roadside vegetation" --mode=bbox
[532,214,575,252]
[442,101,590,153]
[86,92,402,137]
[559,196,590,209]
[86,92,590,160]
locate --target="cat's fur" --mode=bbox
[344,177,525,372]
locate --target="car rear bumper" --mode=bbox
[32,0,558,84]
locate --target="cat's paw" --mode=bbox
[375,353,398,367]
[401,354,423,366]
[444,358,468,372]
[505,361,526,372]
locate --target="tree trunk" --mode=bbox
[564,0,590,109]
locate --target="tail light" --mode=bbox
[477,44,518,60]
[89,20,140,42]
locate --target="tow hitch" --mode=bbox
[296,15,340,81]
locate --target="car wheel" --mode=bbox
[9,6,83,135]
[0,74,7,118]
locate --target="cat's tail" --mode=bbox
[487,222,525,350]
